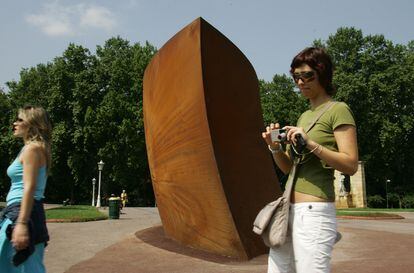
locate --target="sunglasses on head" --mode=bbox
[292,71,316,83]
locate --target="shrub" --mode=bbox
[402,195,414,208]
[387,193,401,208]
[367,195,385,208]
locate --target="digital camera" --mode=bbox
[270,129,287,142]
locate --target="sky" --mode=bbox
[1,0,413,91]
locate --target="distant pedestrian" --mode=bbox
[121,190,128,209]
[0,105,52,272]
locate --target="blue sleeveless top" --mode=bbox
[6,148,48,206]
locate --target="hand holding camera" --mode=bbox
[262,123,284,149]
[283,126,308,155]
[262,123,308,155]
[270,129,287,143]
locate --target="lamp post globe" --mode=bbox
[92,178,96,206]
[98,160,105,171]
[96,160,105,208]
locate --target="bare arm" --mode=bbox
[271,150,293,175]
[309,125,358,175]
[12,144,44,250]
[286,124,359,175]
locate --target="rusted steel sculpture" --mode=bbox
[143,17,281,260]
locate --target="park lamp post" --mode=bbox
[386,179,391,208]
[92,178,96,206]
[96,160,105,208]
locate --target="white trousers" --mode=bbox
[268,202,337,273]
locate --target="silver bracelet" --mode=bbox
[268,144,283,155]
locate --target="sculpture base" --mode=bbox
[336,195,354,209]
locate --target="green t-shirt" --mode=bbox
[290,101,356,201]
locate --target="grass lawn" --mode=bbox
[46,205,108,222]
[336,210,403,218]
[335,208,414,218]
[337,208,414,212]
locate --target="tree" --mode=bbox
[323,27,414,196]
[0,90,13,199]
[86,37,157,206]
[259,74,308,127]
[2,38,157,206]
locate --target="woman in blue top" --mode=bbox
[0,105,52,272]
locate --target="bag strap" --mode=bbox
[283,162,298,198]
[305,101,336,133]
[283,100,337,199]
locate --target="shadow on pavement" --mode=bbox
[135,225,248,264]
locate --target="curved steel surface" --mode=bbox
[143,17,281,259]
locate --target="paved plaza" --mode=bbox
[42,206,414,273]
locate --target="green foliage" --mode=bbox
[0,90,13,199]
[1,37,157,206]
[401,195,414,208]
[322,27,413,196]
[387,193,402,208]
[367,195,385,208]
[259,74,308,126]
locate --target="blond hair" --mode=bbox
[18,105,52,171]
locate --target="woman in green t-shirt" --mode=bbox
[262,47,358,273]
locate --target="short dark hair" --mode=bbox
[290,47,335,95]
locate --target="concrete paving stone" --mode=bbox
[41,206,414,273]
[45,207,161,273]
